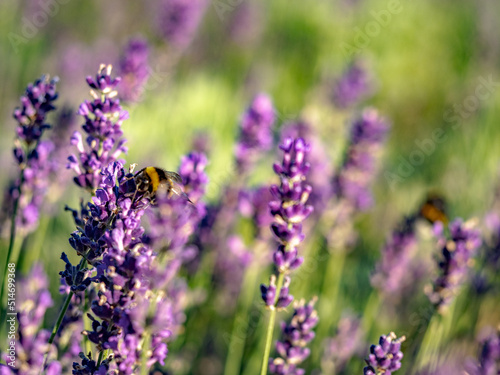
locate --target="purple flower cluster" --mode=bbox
[118,38,150,103]
[371,217,418,301]
[332,61,372,109]
[238,185,274,240]
[269,298,319,375]
[426,218,482,312]
[178,151,209,207]
[67,64,128,192]
[334,108,389,212]
[260,138,313,309]
[235,94,276,176]
[364,332,406,375]
[466,328,500,375]
[281,121,333,217]
[5,75,58,234]
[1,265,62,375]
[157,0,208,49]
[71,162,175,373]
[146,152,208,264]
[322,314,365,372]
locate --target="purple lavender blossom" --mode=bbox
[235,94,276,176]
[334,108,389,212]
[426,218,482,312]
[364,332,406,375]
[238,185,274,239]
[157,0,208,49]
[67,64,128,192]
[118,38,150,103]
[261,138,313,309]
[322,314,365,373]
[281,120,333,217]
[269,298,319,375]
[178,151,209,206]
[371,217,418,301]
[76,162,174,372]
[1,265,61,374]
[466,328,500,375]
[332,61,372,109]
[2,75,58,235]
[269,138,313,273]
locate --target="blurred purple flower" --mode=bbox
[332,61,372,109]
[334,108,389,212]
[118,37,150,103]
[67,64,128,192]
[238,185,274,239]
[157,0,208,49]
[2,75,58,235]
[426,218,482,312]
[269,298,319,375]
[364,332,405,375]
[466,328,500,375]
[235,94,276,176]
[1,264,61,374]
[178,151,209,207]
[371,217,418,301]
[322,314,365,372]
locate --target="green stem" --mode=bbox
[40,290,74,375]
[259,272,284,375]
[21,215,51,274]
[414,313,441,371]
[223,261,261,375]
[0,172,23,334]
[96,349,105,367]
[140,331,152,375]
[313,248,346,363]
[40,258,87,374]
[83,289,92,356]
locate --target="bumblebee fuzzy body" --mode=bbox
[419,194,448,224]
[134,166,186,201]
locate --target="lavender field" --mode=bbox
[0,0,499,374]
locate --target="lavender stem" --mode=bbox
[140,330,152,375]
[40,257,87,374]
[314,248,346,362]
[224,257,262,375]
[260,271,285,375]
[39,290,73,375]
[0,171,23,330]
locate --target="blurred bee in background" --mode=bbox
[418,193,448,224]
[133,166,191,204]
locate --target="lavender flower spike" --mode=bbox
[426,218,481,313]
[1,265,62,374]
[5,75,58,234]
[334,108,389,212]
[371,217,417,301]
[364,332,406,375]
[260,138,313,308]
[269,298,319,375]
[67,64,128,192]
[235,94,276,176]
[119,37,150,103]
[466,328,500,375]
[157,0,208,49]
[332,60,372,109]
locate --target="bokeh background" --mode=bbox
[1,0,500,374]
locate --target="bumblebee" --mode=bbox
[419,194,448,224]
[134,166,189,202]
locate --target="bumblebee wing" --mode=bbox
[165,171,183,184]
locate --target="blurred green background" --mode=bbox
[1,0,500,373]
